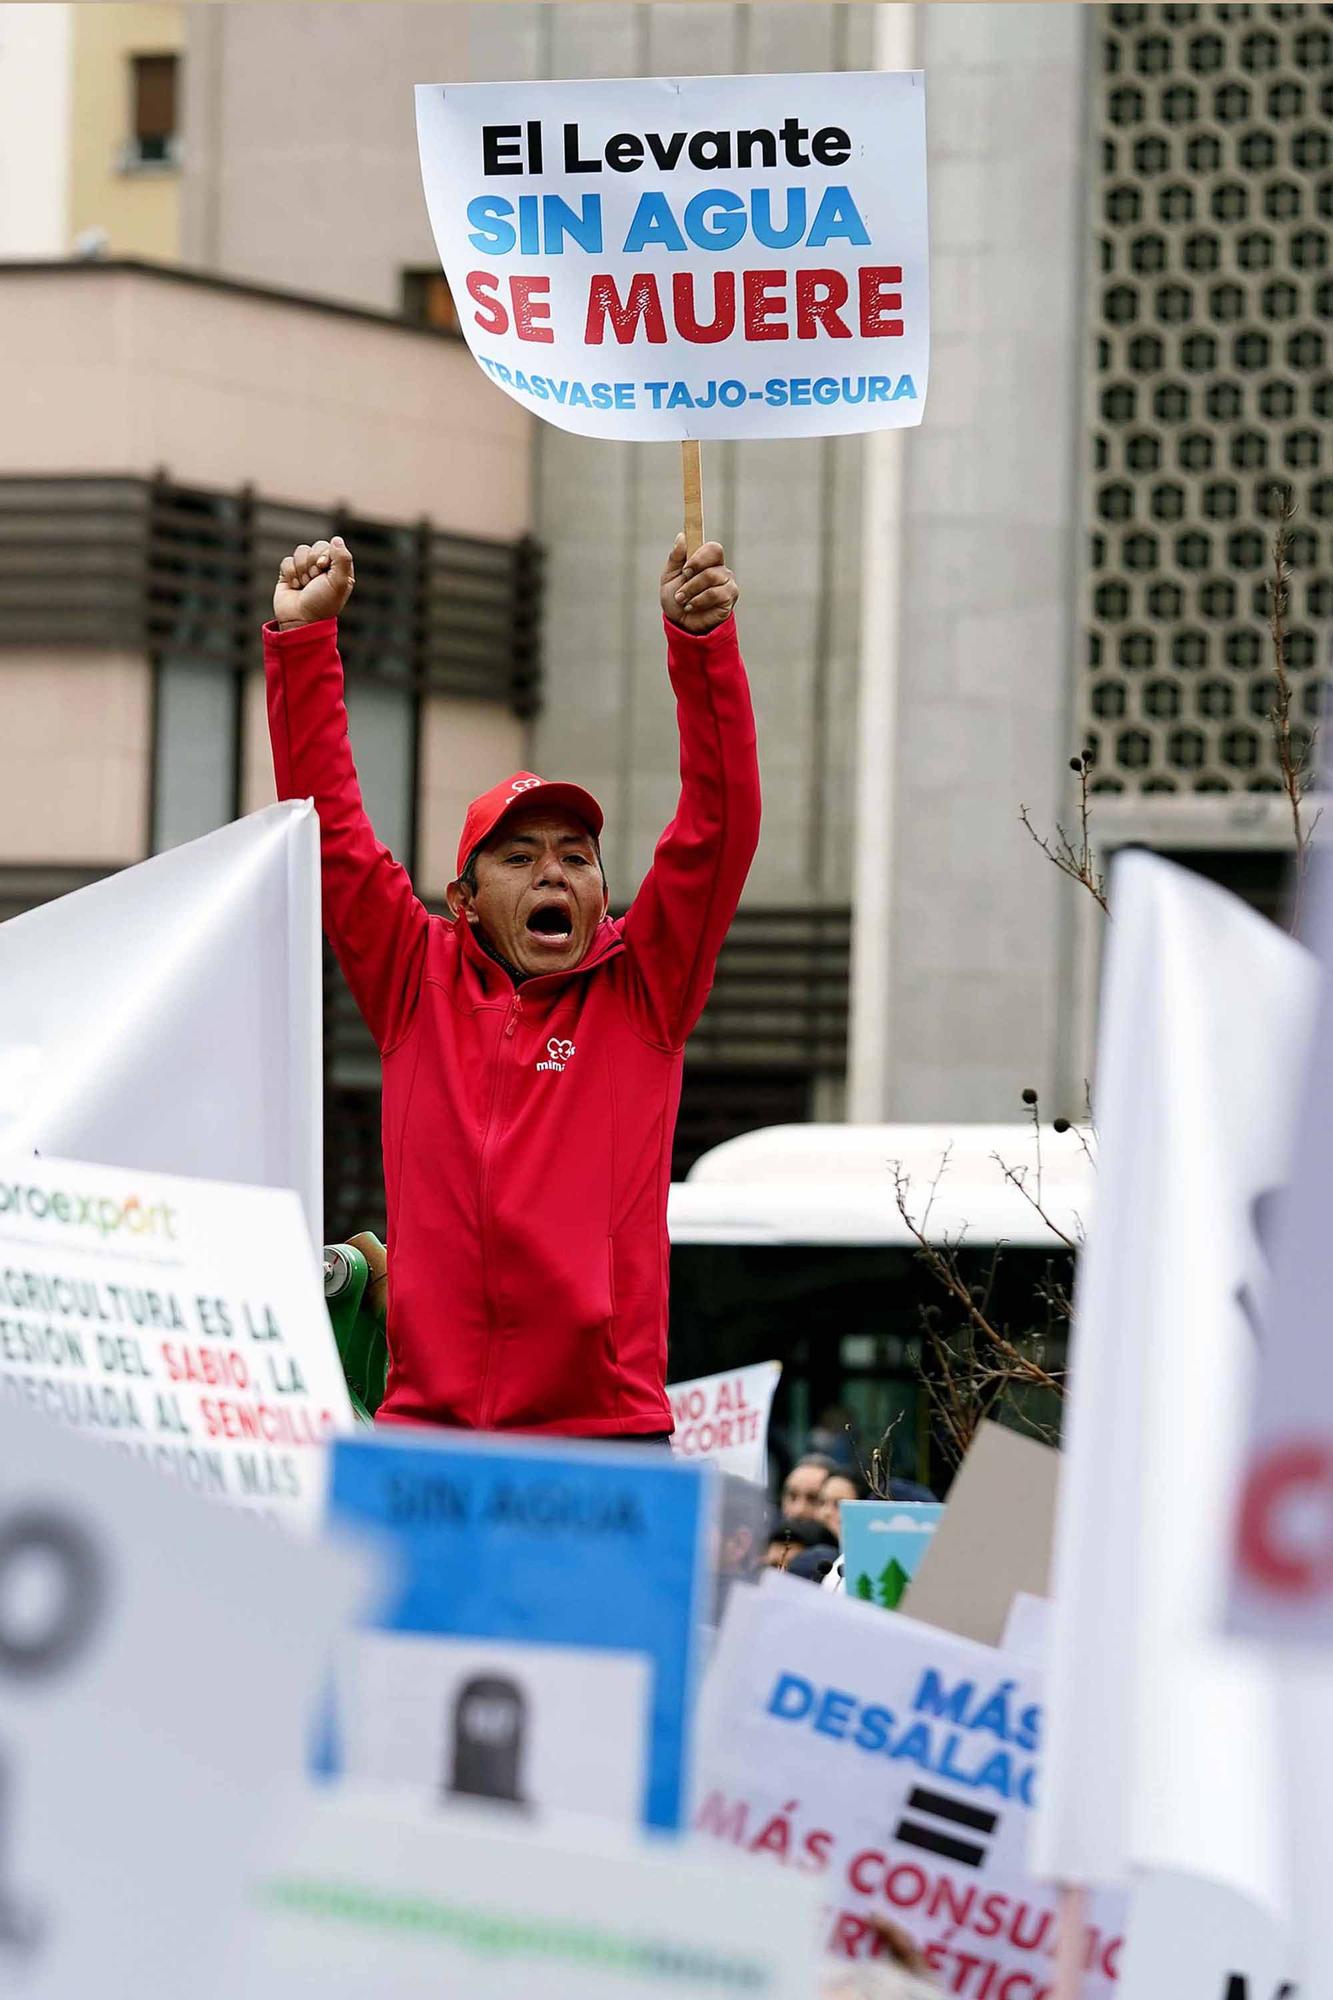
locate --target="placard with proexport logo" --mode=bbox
[415,71,928,441]
[0,1155,354,1527]
[693,1575,1126,1998]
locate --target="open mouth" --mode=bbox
[525,906,573,946]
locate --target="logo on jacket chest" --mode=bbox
[535,1037,576,1074]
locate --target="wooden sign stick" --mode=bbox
[681,438,705,557]
[1050,1883,1087,2000]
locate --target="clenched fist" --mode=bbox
[660,537,738,637]
[274,537,356,629]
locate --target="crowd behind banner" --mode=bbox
[5,844,1333,2000]
[5,55,1332,2000]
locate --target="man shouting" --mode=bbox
[265,534,760,1439]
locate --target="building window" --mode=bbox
[127,53,179,168]
[151,662,239,853]
[401,268,461,335]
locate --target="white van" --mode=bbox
[666,1122,1093,1487]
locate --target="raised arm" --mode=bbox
[266,537,429,1053]
[619,539,762,1048]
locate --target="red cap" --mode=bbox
[455,772,605,878]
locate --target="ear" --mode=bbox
[446,878,477,924]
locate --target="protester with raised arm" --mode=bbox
[265,532,760,1438]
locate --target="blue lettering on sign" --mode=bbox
[467,193,603,255]
[619,185,868,255]
[762,1665,1043,1808]
[477,357,638,411]
[806,185,870,249]
[767,1672,814,1721]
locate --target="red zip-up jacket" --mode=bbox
[264,612,761,1435]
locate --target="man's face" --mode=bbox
[450,808,607,977]
[780,1462,828,1521]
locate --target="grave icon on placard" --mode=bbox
[443,1673,531,1809]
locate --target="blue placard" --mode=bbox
[325,1431,715,1831]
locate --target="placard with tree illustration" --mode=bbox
[841,1502,943,1611]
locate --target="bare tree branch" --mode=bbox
[892,1159,1065,1398]
[1267,485,1322,933]
[1019,751,1109,915]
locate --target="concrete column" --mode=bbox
[847,2,918,1122]
[876,2,1089,1120]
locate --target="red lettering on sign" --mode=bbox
[859,265,904,337]
[581,268,909,347]
[584,273,668,345]
[1236,1438,1333,1595]
[671,271,735,344]
[466,270,507,335]
[796,269,852,338]
[510,275,553,343]
[743,269,788,340]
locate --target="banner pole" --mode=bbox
[1051,1883,1087,2000]
[681,439,705,556]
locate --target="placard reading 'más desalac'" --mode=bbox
[0,1155,354,1526]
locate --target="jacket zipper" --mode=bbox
[475,988,523,1426]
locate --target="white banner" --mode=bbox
[1034,854,1315,1924]
[0,1155,355,1527]
[241,1788,821,2000]
[0,802,323,1245]
[1230,854,1333,1641]
[693,1574,1125,1993]
[1116,1872,1295,2000]
[415,72,928,441]
[668,1361,780,1482]
[0,1396,365,2000]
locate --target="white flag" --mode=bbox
[1033,853,1315,1934]
[1230,850,1333,1641]
[0,803,323,1243]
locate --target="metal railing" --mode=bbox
[0,475,543,714]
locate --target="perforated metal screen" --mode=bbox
[1084,3,1333,795]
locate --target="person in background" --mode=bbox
[713,1473,771,1624]
[765,1517,836,1575]
[819,1464,940,1594]
[805,1404,856,1470]
[815,1466,872,1545]
[785,1542,840,1585]
[779,1452,838,1522]
[887,1472,937,1503]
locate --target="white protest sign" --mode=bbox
[1230,856,1333,1643]
[239,1786,821,2000]
[0,1396,366,2000]
[1035,855,1314,1919]
[0,1155,355,1528]
[0,802,324,1244]
[1116,1871,1295,2000]
[693,1575,1126,1995]
[669,1360,780,1481]
[415,72,928,441]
